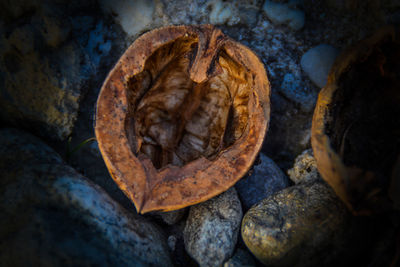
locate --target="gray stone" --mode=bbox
[0,2,121,140]
[0,25,81,140]
[209,0,261,27]
[100,0,168,41]
[223,248,256,267]
[235,153,290,211]
[263,0,305,31]
[301,44,340,88]
[0,128,173,266]
[287,148,320,184]
[160,0,263,27]
[280,73,317,112]
[241,181,350,267]
[184,188,243,267]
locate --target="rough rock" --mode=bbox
[100,0,167,40]
[236,18,317,168]
[0,2,121,140]
[184,188,242,267]
[263,0,305,31]
[279,73,317,112]
[235,153,290,211]
[160,0,263,27]
[287,148,320,184]
[0,128,173,266]
[223,248,256,267]
[209,0,261,27]
[241,181,351,266]
[301,44,340,88]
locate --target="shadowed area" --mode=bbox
[326,37,400,209]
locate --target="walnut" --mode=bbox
[95,25,270,213]
[311,26,400,215]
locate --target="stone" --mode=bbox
[0,25,80,140]
[279,73,317,112]
[209,0,261,27]
[241,181,351,266]
[100,0,165,40]
[263,0,305,31]
[160,0,262,27]
[287,148,320,184]
[223,248,256,267]
[0,2,121,140]
[0,128,173,266]
[235,153,290,211]
[301,44,340,88]
[209,0,239,26]
[184,188,242,267]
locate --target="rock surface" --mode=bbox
[100,0,167,41]
[242,181,351,266]
[235,153,290,211]
[0,128,172,266]
[279,73,317,112]
[184,188,242,267]
[301,44,340,88]
[161,0,263,27]
[0,1,123,140]
[287,148,320,184]
[263,0,305,31]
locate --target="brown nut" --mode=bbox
[95,25,270,213]
[311,26,400,215]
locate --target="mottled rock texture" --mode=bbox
[184,188,242,267]
[0,0,123,140]
[263,0,305,31]
[235,153,290,211]
[0,128,172,266]
[287,148,320,184]
[242,181,351,266]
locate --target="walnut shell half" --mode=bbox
[311,26,400,215]
[95,25,270,213]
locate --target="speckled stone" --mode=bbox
[287,148,320,184]
[263,0,305,31]
[184,188,243,267]
[0,128,173,266]
[223,248,256,267]
[100,0,167,40]
[235,153,290,211]
[279,73,317,113]
[0,1,122,140]
[301,44,340,88]
[160,0,263,27]
[241,181,350,267]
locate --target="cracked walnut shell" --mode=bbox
[311,26,400,215]
[95,25,270,213]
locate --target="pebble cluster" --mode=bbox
[1,0,398,266]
